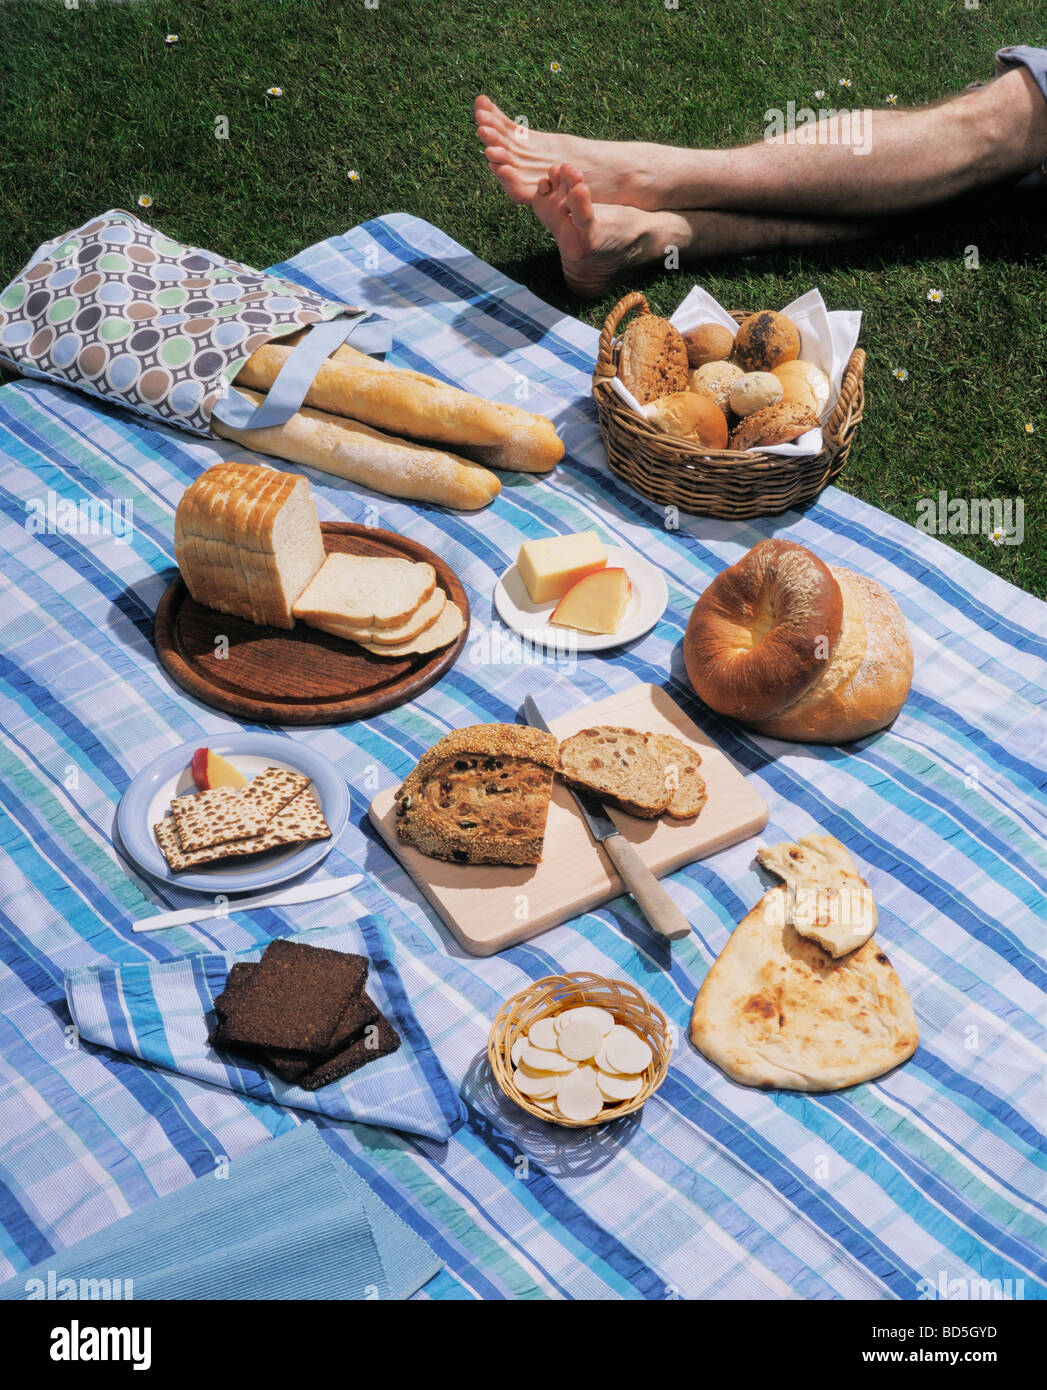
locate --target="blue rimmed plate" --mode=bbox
[117,734,349,894]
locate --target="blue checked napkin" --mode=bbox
[0,1123,441,1300]
[64,918,463,1142]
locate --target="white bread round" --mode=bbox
[749,567,913,743]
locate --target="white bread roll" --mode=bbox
[214,389,501,511]
[237,340,564,473]
[683,539,912,743]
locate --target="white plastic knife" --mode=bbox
[522,696,691,942]
[132,873,363,932]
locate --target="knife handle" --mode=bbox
[602,836,692,941]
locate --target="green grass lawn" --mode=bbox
[1,0,1044,594]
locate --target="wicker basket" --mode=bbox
[488,972,672,1128]
[592,292,865,519]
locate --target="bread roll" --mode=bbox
[729,371,783,418]
[772,359,831,416]
[683,539,912,742]
[617,314,690,404]
[643,391,728,449]
[215,389,501,510]
[682,323,735,369]
[237,341,563,471]
[732,311,801,373]
[690,360,743,413]
[728,400,818,450]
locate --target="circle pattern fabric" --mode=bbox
[0,210,353,437]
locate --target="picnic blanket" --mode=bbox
[0,213,1044,1300]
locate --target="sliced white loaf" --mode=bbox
[175,462,326,629]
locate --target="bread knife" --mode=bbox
[521,696,691,942]
[132,873,363,932]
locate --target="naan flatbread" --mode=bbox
[756,833,877,957]
[689,886,918,1092]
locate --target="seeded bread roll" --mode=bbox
[732,311,801,373]
[728,400,819,450]
[617,315,690,404]
[558,726,671,819]
[395,724,559,866]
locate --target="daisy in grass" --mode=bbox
[927,288,944,303]
[886,94,898,105]
[267,86,284,97]
[550,62,562,73]
[165,34,179,45]
[814,90,826,100]
[989,526,1009,546]
[838,78,852,88]
[137,194,153,208]
[892,368,908,382]
[347,170,361,183]
[1025,422,1036,434]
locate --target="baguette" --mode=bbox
[237,341,564,472]
[214,389,501,511]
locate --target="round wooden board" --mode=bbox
[153,522,470,725]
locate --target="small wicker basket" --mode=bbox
[488,971,672,1128]
[592,291,865,519]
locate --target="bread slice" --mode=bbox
[316,587,446,646]
[395,724,559,866]
[558,726,672,819]
[353,601,464,657]
[644,732,707,820]
[292,554,436,629]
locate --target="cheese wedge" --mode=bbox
[549,568,630,635]
[516,530,607,604]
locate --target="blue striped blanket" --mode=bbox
[0,213,1043,1300]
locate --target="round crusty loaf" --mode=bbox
[749,567,913,742]
[682,323,735,370]
[617,314,691,404]
[683,539,912,742]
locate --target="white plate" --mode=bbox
[117,734,349,894]
[493,545,668,652]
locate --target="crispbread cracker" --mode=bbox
[169,765,310,853]
[154,787,330,871]
[689,885,917,1092]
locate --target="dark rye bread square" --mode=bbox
[216,938,369,1053]
[296,1015,401,1091]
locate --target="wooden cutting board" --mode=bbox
[154,523,469,725]
[368,683,768,955]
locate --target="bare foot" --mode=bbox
[475,94,664,209]
[531,164,684,297]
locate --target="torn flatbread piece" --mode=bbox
[756,833,877,957]
[689,885,918,1092]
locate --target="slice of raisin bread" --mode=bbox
[395,724,559,866]
[558,726,671,819]
[644,732,707,820]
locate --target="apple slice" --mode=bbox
[191,748,249,792]
[549,567,631,635]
